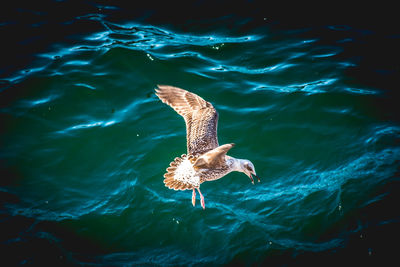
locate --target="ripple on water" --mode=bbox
[55,97,153,134]
[19,94,60,108]
[247,78,336,95]
[2,13,399,266]
[209,62,295,75]
[74,83,97,90]
[74,22,262,53]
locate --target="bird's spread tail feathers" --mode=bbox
[164,154,199,190]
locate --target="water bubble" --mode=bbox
[146,53,154,61]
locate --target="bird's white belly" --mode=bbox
[174,158,200,187]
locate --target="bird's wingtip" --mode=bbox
[156,84,169,90]
[155,84,166,95]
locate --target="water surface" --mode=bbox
[1,2,399,266]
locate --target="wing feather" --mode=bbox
[155,85,219,155]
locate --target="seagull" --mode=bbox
[155,85,260,209]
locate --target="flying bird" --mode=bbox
[155,85,259,209]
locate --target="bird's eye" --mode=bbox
[246,165,253,171]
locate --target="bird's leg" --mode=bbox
[196,187,205,210]
[192,188,196,207]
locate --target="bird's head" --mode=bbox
[239,159,260,184]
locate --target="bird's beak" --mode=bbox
[247,171,260,184]
[247,172,255,184]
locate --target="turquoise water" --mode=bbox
[1,3,400,266]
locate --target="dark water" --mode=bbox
[1,2,400,266]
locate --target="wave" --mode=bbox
[1,11,399,266]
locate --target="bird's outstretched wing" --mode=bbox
[193,143,235,170]
[155,85,219,155]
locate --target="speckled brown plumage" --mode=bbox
[155,85,219,155]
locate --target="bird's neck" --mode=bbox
[226,156,243,172]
